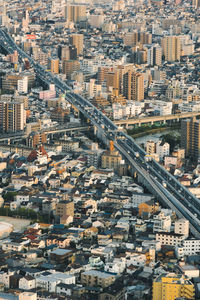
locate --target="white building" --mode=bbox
[147,44,162,66]
[174,219,189,238]
[0,271,15,288]
[179,263,200,278]
[156,140,170,160]
[153,212,171,233]
[112,101,142,120]
[18,76,28,94]
[104,259,126,274]
[19,276,36,290]
[179,101,200,113]
[126,253,146,267]
[156,232,186,246]
[19,292,37,300]
[184,239,200,255]
[142,240,161,251]
[89,15,104,28]
[87,79,102,98]
[131,192,153,206]
[36,273,75,293]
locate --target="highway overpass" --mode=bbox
[1,28,200,238]
[0,126,91,142]
[114,112,200,128]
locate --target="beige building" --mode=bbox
[81,270,116,288]
[0,99,26,133]
[62,60,80,79]
[162,35,180,62]
[123,70,144,101]
[101,141,122,171]
[174,219,189,237]
[65,4,86,23]
[123,31,152,46]
[50,58,59,74]
[181,117,200,160]
[56,200,74,218]
[193,0,200,8]
[106,70,120,96]
[69,34,83,56]
[156,232,186,247]
[146,140,156,155]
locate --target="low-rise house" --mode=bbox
[19,275,36,290]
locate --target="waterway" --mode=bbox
[134,128,180,145]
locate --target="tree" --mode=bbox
[161,132,181,152]
[3,191,18,202]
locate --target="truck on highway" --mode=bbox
[162,181,167,188]
[144,155,152,162]
[134,152,140,158]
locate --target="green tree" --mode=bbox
[161,132,181,152]
[3,191,18,202]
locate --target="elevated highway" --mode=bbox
[115,112,200,128]
[1,28,200,237]
[0,126,90,142]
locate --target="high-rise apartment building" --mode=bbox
[69,34,83,56]
[64,4,86,23]
[181,117,200,160]
[162,35,180,62]
[97,66,113,84]
[106,70,120,96]
[152,273,195,300]
[2,73,35,92]
[62,60,80,79]
[59,45,77,60]
[0,99,26,133]
[123,31,152,47]
[147,44,162,66]
[193,0,200,8]
[50,58,59,74]
[123,70,144,101]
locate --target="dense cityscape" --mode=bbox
[0,0,199,299]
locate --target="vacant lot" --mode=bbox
[0,216,30,231]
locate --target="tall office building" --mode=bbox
[69,34,83,56]
[181,117,200,160]
[162,35,180,62]
[0,99,26,133]
[64,4,86,23]
[147,44,162,66]
[123,70,144,101]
